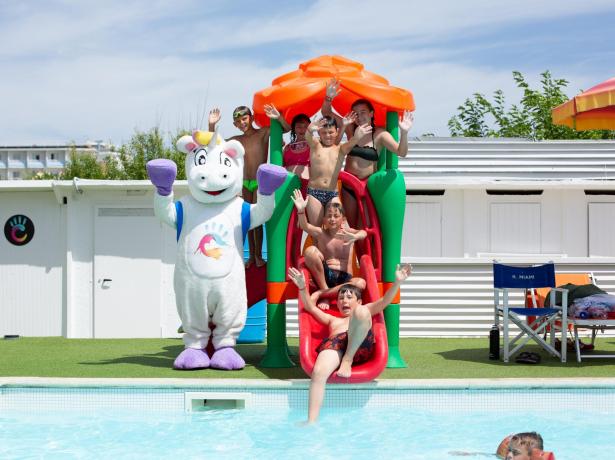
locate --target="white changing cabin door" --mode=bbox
[94,207,162,338]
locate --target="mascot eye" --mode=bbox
[223,157,232,167]
[194,150,207,166]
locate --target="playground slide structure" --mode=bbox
[298,254,388,383]
[251,55,414,375]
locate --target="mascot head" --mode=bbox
[177,129,245,204]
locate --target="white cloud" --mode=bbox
[192,0,615,52]
[1,0,614,145]
[0,54,290,144]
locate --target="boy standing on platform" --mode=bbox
[208,105,289,267]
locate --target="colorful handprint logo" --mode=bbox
[4,214,35,246]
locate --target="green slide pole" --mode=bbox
[260,119,296,367]
[269,119,283,167]
[367,111,407,368]
[386,112,399,170]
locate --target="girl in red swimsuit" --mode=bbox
[283,114,311,193]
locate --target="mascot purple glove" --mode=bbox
[256,163,287,196]
[146,159,177,196]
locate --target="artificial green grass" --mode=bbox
[3,337,615,379]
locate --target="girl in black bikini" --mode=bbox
[322,79,414,227]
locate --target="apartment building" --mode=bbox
[0,142,115,180]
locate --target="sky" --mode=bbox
[1,0,615,146]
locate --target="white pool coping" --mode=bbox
[3,377,615,390]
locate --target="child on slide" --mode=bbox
[288,263,411,423]
[291,190,366,309]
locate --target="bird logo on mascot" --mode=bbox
[146,129,286,370]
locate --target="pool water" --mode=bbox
[1,404,614,459]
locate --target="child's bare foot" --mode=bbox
[337,359,352,378]
[297,420,314,426]
[255,255,266,268]
[245,257,255,269]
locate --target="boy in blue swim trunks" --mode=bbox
[304,115,371,227]
[288,263,411,423]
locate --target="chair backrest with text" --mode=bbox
[494,263,556,291]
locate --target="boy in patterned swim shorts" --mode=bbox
[288,263,412,423]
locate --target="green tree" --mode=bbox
[110,127,188,180]
[61,147,107,179]
[34,127,190,180]
[448,71,615,140]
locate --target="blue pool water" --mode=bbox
[1,401,614,460]
[0,387,615,460]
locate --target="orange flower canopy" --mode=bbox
[552,77,615,131]
[252,55,415,128]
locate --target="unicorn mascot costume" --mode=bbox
[146,130,286,370]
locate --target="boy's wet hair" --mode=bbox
[510,432,543,455]
[233,106,252,119]
[338,283,362,300]
[291,113,311,143]
[324,200,345,216]
[320,115,337,129]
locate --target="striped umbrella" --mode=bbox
[552,77,615,130]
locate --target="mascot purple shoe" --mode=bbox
[147,130,286,370]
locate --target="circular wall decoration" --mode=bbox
[4,214,35,246]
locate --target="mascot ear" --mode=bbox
[223,139,245,160]
[176,135,197,154]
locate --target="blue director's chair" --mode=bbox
[493,262,568,363]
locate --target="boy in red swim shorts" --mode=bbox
[288,263,411,423]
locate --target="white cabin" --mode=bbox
[1,138,615,338]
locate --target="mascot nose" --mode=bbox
[200,175,205,180]
[223,173,228,179]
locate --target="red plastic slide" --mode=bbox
[298,255,388,383]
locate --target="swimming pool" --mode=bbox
[1,379,614,459]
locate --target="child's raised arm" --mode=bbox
[305,119,325,149]
[335,227,367,245]
[376,110,414,158]
[340,123,372,156]
[334,111,357,144]
[264,103,291,133]
[288,267,331,326]
[207,107,221,132]
[291,189,322,238]
[365,263,412,316]
[321,78,343,126]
